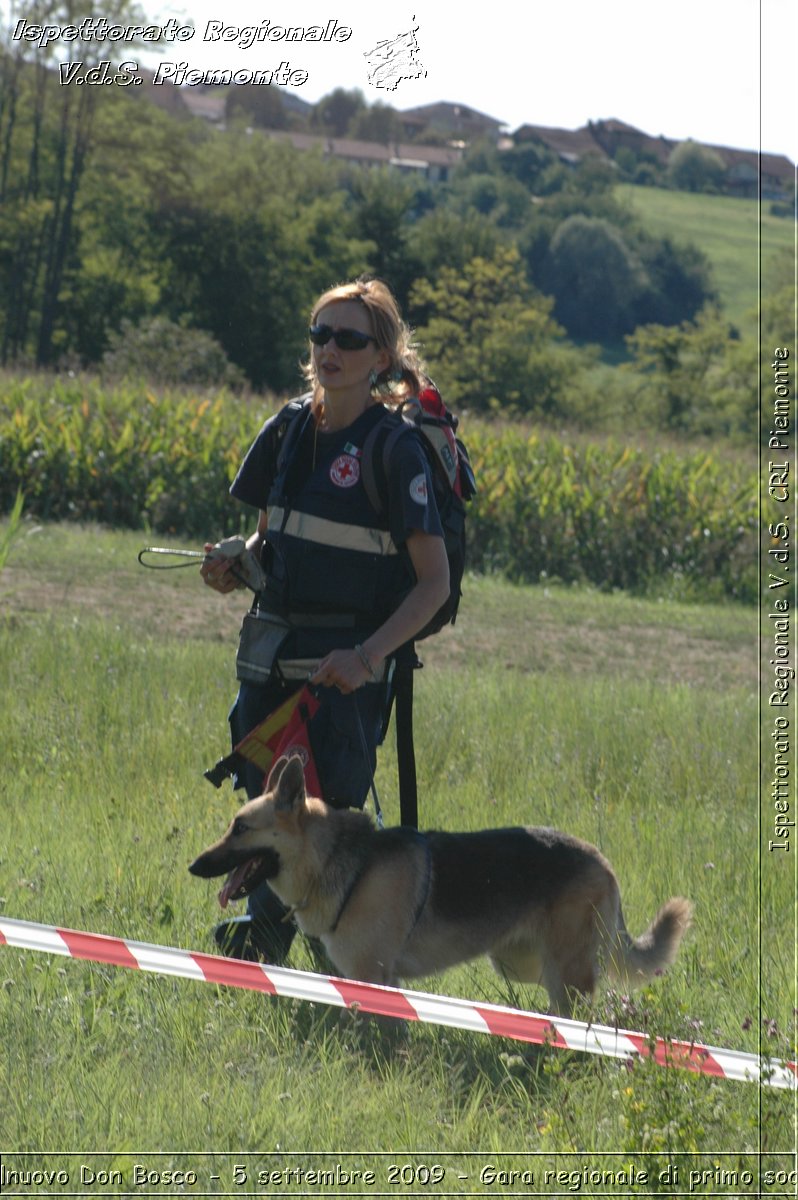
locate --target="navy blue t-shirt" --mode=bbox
[230,400,442,635]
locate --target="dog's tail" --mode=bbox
[608,897,693,986]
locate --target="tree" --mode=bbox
[447,172,532,228]
[541,215,649,341]
[346,169,423,309]
[405,207,502,327]
[225,85,289,130]
[635,235,715,327]
[624,309,753,436]
[0,0,155,365]
[152,130,373,390]
[311,88,367,137]
[62,91,197,362]
[499,141,557,190]
[348,102,401,145]
[410,248,583,415]
[667,140,726,193]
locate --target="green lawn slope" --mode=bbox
[618,184,793,332]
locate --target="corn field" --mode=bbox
[1,372,757,602]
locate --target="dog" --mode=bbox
[189,755,693,1015]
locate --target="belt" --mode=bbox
[256,608,358,629]
[277,657,388,683]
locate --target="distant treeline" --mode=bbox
[1,41,715,388]
[3,25,789,452]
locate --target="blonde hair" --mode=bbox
[302,277,427,412]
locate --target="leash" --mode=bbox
[137,545,208,569]
[393,659,419,829]
[137,542,261,593]
[353,692,384,829]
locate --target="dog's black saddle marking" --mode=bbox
[424,826,593,924]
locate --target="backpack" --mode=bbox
[360,383,476,640]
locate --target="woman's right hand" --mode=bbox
[200,542,244,593]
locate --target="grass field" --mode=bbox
[618,184,794,334]
[0,522,794,1192]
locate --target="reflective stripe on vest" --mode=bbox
[268,505,399,558]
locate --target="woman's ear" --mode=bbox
[374,348,391,379]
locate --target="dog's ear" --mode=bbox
[266,755,290,791]
[273,755,306,814]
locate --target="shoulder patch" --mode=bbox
[409,473,428,505]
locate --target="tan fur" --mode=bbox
[190,756,693,1015]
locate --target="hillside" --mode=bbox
[618,184,793,332]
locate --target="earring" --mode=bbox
[369,368,380,387]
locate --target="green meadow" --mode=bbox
[618,184,793,333]
[0,522,792,1192]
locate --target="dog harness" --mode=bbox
[327,828,433,936]
[278,828,433,938]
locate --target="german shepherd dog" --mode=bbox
[189,756,692,1015]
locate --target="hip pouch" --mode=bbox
[235,611,292,685]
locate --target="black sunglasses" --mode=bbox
[309,324,377,351]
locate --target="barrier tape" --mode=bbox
[1,916,795,1089]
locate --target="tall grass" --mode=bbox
[0,528,792,1175]
[0,486,23,573]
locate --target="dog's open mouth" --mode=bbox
[217,851,279,909]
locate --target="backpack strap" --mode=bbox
[362,406,438,830]
[360,407,407,519]
[393,656,419,829]
[273,394,314,494]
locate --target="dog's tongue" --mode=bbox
[218,865,249,909]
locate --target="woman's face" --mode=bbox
[311,300,390,397]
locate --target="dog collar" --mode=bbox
[281,894,310,924]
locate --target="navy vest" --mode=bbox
[231,400,440,654]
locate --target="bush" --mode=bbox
[100,317,247,389]
[667,141,726,194]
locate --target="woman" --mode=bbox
[201,277,449,962]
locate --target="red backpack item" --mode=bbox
[360,383,476,640]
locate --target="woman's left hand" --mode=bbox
[311,647,381,694]
[311,531,448,694]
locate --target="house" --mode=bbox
[173,86,228,123]
[512,117,795,199]
[259,130,462,182]
[136,77,794,198]
[398,101,506,141]
[513,123,609,165]
[705,145,794,200]
[586,118,674,166]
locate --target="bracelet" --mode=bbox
[354,643,380,683]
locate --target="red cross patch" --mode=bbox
[409,473,428,505]
[330,454,360,488]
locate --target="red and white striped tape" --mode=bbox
[1,916,795,1089]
